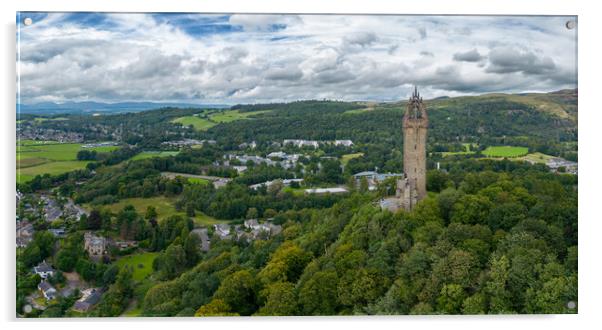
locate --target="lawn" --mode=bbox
[16,141,120,183]
[115,252,159,281]
[341,152,364,166]
[130,151,179,161]
[187,177,211,185]
[482,146,529,158]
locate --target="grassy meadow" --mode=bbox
[16,140,119,184]
[115,252,159,282]
[482,146,529,158]
[171,109,270,131]
[130,151,179,161]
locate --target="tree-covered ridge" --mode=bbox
[139,159,577,316]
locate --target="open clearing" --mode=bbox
[130,151,179,161]
[441,143,476,157]
[341,152,364,166]
[115,252,159,282]
[91,196,226,227]
[482,146,529,158]
[171,116,216,131]
[516,152,556,164]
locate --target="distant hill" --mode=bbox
[17,101,229,115]
[425,89,577,122]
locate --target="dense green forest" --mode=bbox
[136,159,577,316]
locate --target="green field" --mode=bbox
[482,146,529,158]
[209,109,270,122]
[441,143,476,157]
[16,141,119,184]
[95,196,180,219]
[130,151,179,161]
[187,177,211,185]
[517,152,556,164]
[92,196,225,226]
[115,252,159,281]
[171,115,216,131]
[341,152,364,166]
[172,109,270,131]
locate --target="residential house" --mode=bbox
[38,280,57,301]
[72,288,102,313]
[213,224,231,240]
[33,260,55,279]
[16,220,34,247]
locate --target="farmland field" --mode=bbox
[115,252,159,281]
[16,140,119,183]
[130,151,179,161]
[172,109,270,131]
[482,146,529,158]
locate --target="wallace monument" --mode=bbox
[383,86,428,211]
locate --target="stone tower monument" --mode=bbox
[396,86,428,210]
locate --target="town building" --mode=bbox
[84,232,107,257]
[304,187,348,195]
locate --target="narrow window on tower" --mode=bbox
[414,144,417,150]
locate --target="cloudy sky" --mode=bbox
[17,13,577,104]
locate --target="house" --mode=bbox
[84,232,107,257]
[38,280,57,300]
[16,220,34,247]
[112,240,138,251]
[191,228,211,252]
[33,260,55,279]
[72,288,102,312]
[243,219,261,230]
[213,224,231,240]
[283,139,319,148]
[267,151,287,159]
[304,187,349,195]
[333,140,354,147]
[249,178,304,190]
[213,178,231,189]
[64,200,89,219]
[353,171,404,191]
[232,165,248,174]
